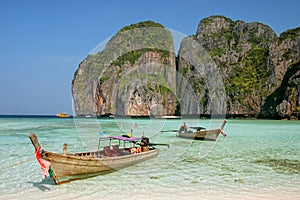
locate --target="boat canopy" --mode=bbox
[98,135,142,151]
[105,135,141,141]
[189,127,206,131]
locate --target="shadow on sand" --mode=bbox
[27,177,55,191]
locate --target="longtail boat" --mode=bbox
[177,120,227,141]
[29,134,159,184]
[160,120,227,141]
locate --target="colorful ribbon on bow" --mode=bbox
[34,146,51,178]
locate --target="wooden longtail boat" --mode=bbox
[29,134,159,184]
[177,120,227,141]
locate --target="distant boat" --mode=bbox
[29,134,162,184]
[155,116,182,119]
[160,120,227,141]
[56,113,71,118]
[177,120,227,141]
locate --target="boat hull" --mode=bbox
[177,129,221,141]
[56,113,71,118]
[42,149,159,184]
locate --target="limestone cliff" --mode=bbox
[178,16,299,119]
[259,28,300,118]
[72,17,300,119]
[72,21,177,117]
[193,16,277,116]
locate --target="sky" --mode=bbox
[0,0,299,115]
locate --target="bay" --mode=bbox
[0,117,299,199]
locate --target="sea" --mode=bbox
[0,116,299,200]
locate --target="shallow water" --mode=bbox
[0,117,299,199]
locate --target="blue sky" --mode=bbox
[0,0,299,115]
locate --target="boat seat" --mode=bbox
[111,145,120,156]
[103,146,111,157]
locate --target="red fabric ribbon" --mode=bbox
[35,146,51,178]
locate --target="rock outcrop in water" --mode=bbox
[72,17,300,119]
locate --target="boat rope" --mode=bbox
[0,158,34,172]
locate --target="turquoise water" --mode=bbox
[0,117,299,200]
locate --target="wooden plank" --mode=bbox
[29,133,41,151]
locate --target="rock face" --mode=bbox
[72,21,177,117]
[181,16,300,119]
[192,16,277,117]
[258,28,300,119]
[72,17,300,119]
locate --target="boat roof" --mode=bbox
[105,135,141,141]
[189,126,206,130]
